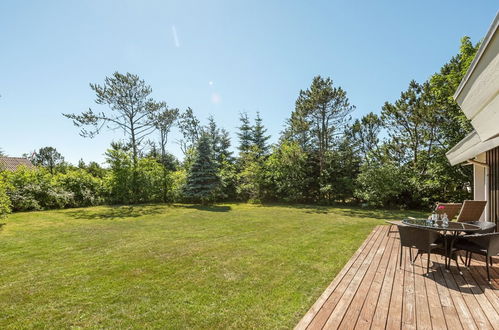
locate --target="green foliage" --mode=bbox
[0,176,11,218]
[53,169,104,207]
[236,147,267,203]
[355,162,408,207]
[265,142,309,202]
[2,166,72,211]
[30,146,65,174]
[63,72,167,163]
[183,133,221,204]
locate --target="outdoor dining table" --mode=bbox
[400,218,496,270]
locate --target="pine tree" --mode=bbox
[252,112,270,157]
[237,112,253,155]
[183,133,220,204]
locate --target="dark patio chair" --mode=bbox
[453,232,499,283]
[397,225,452,274]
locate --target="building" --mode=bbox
[446,12,499,225]
[0,156,36,171]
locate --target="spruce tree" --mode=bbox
[237,112,253,154]
[183,133,220,204]
[252,112,271,157]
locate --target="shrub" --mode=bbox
[2,166,72,211]
[354,162,408,207]
[53,169,105,207]
[0,176,11,218]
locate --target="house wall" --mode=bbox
[486,146,499,226]
[473,153,487,221]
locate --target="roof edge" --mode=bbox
[454,10,499,100]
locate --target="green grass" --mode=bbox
[0,203,423,329]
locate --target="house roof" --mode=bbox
[0,157,36,171]
[446,130,499,165]
[447,11,499,165]
[454,11,499,100]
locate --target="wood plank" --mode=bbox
[402,246,417,330]
[431,256,463,330]
[302,225,385,329]
[420,254,448,330]
[441,265,478,330]
[450,268,493,329]
[459,261,499,330]
[319,226,389,329]
[354,232,397,329]
[334,225,392,329]
[412,253,433,330]
[386,236,405,330]
[294,225,381,329]
[368,233,400,329]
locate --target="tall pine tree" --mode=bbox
[252,112,271,158]
[183,132,220,204]
[237,113,253,155]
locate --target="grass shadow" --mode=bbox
[171,204,232,212]
[260,203,425,220]
[65,205,165,220]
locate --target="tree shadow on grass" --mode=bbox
[260,203,425,220]
[65,205,165,220]
[171,204,232,212]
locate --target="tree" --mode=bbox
[237,112,253,155]
[349,112,382,164]
[30,146,65,174]
[153,107,179,202]
[287,76,355,173]
[266,141,308,202]
[252,112,271,157]
[63,72,166,164]
[183,133,220,204]
[177,107,201,155]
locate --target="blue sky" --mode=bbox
[1,1,497,164]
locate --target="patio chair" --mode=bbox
[456,200,487,222]
[453,232,499,283]
[435,202,462,221]
[397,225,453,274]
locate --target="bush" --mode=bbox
[0,176,11,218]
[54,170,105,207]
[2,166,72,211]
[354,162,408,207]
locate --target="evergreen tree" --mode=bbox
[237,112,253,155]
[183,133,220,204]
[252,112,271,157]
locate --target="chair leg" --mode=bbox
[409,248,413,264]
[399,245,403,269]
[459,252,467,267]
[467,253,473,267]
[453,254,461,274]
[427,252,430,274]
[486,257,491,283]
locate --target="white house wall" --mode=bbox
[473,153,487,221]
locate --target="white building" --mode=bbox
[446,12,499,225]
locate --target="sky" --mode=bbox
[1,1,498,165]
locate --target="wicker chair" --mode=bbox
[435,202,462,221]
[456,200,487,222]
[397,225,452,274]
[453,232,499,283]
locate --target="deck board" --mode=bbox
[295,225,499,330]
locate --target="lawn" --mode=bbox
[0,203,423,329]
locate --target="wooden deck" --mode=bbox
[296,225,499,330]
